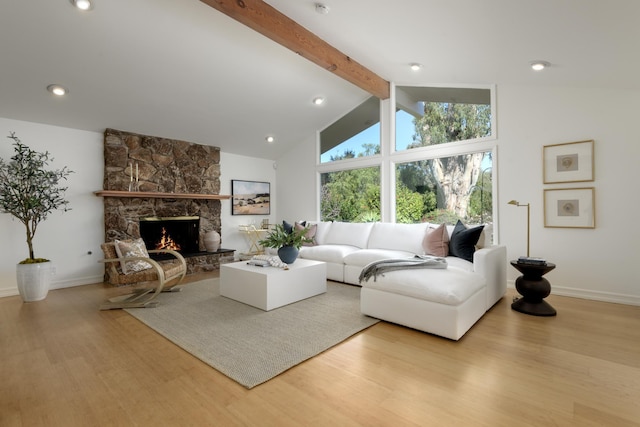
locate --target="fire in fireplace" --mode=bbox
[139,216,200,256]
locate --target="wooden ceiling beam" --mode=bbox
[200,0,390,100]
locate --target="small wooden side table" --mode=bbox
[510,260,557,317]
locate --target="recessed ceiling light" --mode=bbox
[70,0,92,11]
[530,60,550,71]
[315,3,330,14]
[410,63,422,71]
[47,84,69,96]
[312,97,325,105]
[266,136,275,143]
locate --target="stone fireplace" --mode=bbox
[100,128,234,274]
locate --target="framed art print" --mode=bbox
[544,187,595,228]
[231,180,270,215]
[543,140,594,184]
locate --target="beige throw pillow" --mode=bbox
[114,238,153,274]
[422,223,449,257]
[295,221,318,246]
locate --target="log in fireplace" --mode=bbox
[139,216,200,257]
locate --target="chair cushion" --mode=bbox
[114,238,153,274]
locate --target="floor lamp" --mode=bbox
[508,200,530,257]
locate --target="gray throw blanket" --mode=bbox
[359,255,448,283]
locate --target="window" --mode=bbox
[320,96,380,163]
[315,84,496,230]
[395,152,493,225]
[395,86,493,151]
[320,166,381,222]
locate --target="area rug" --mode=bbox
[125,279,379,388]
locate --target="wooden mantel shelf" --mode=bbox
[94,190,230,200]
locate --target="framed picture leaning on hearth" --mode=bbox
[231,180,270,215]
[544,187,595,228]
[543,140,594,184]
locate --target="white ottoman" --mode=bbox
[360,267,487,340]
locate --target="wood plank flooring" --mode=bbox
[1,272,639,426]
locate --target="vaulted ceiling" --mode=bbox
[1,0,638,160]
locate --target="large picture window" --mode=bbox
[320,166,380,222]
[316,84,496,232]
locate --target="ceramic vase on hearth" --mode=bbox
[204,230,221,252]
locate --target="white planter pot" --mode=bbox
[16,262,52,302]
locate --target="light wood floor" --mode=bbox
[1,272,639,427]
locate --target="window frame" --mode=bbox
[315,82,498,238]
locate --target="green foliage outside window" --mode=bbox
[320,166,380,222]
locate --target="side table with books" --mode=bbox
[510,257,557,316]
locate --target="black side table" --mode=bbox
[510,261,557,316]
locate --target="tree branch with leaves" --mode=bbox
[0,132,73,263]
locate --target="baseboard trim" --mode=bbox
[507,281,640,306]
[50,275,104,290]
[0,275,104,299]
[0,288,19,298]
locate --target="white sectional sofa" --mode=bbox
[298,221,507,340]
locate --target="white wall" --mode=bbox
[0,118,105,296]
[276,133,318,222]
[498,84,640,305]
[274,85,640,305]
[0,118,277,297]
[220,152,277,257]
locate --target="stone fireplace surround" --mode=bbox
[101,128,233,275]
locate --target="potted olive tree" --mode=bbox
[0,132,72,301]
[259,223,310,264]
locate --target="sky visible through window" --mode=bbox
[320,112,415,162]
[321,110,490,169]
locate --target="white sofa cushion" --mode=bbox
[360,267,485,306]
[298,244,361,264]
[343,249,417,267]
[445,256,474,272]
[367,222,429,254]
[323,222,374,248]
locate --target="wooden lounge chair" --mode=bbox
[99,241,186,310]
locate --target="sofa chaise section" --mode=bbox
[299,221,507,340]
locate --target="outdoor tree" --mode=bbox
[409,102,491,218]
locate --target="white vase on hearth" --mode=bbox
[204,230,221,252]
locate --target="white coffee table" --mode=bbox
[220,258,327,311]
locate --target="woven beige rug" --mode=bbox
[125,279,379,388]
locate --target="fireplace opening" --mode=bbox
[140,216,200,258]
